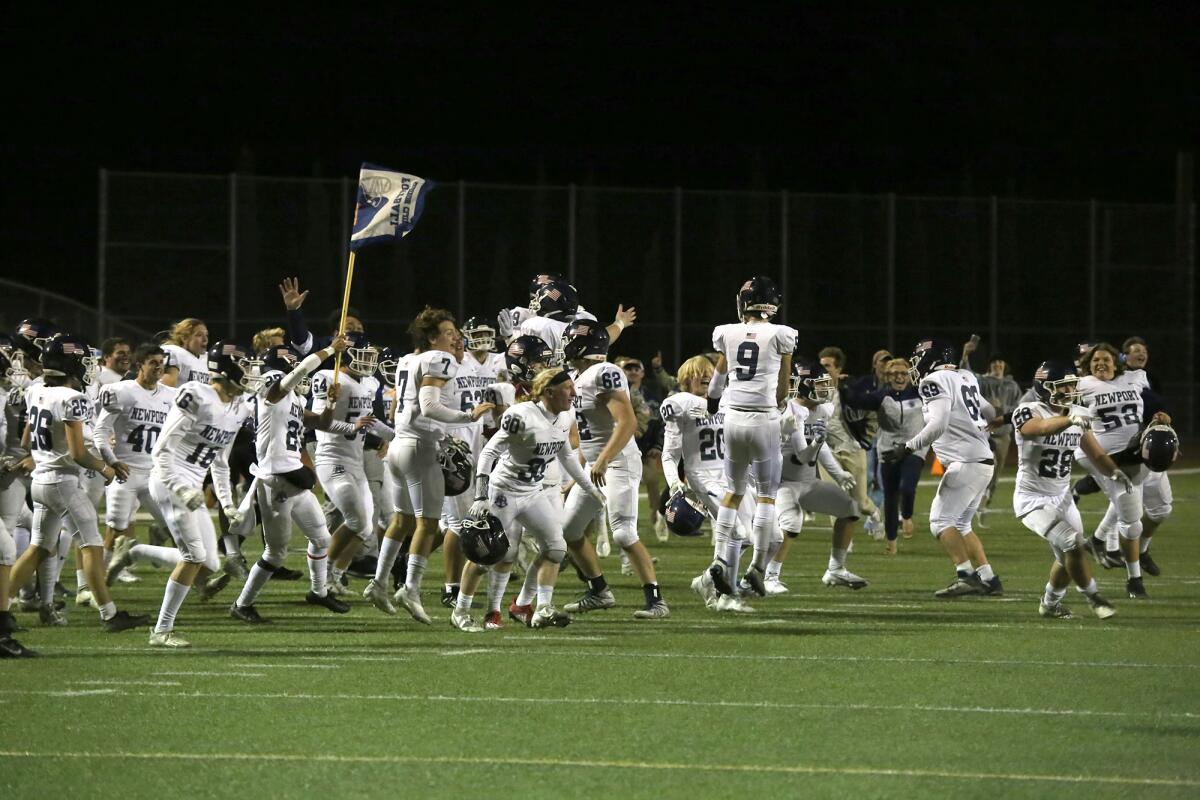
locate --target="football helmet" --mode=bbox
[462,316,497,352]
[908,338,958,384]
[529,279,579,320]
[207,341,259,392]
[345,331,379,378]
[261,344,308,395]
[14,318,58,361]
[664,488,707,537]
[736,276,782,321]
[505,335,553,382]
[790,358,835,403]
[1031,360,1080,411]
[528,273,565,300]
[1140,424,1179,473]
[40,333,93,384]
[460,513,509,566]
[376,346,399,387]
[440,436,474,497]
[560,319,609,363]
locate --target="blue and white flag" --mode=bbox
[349,163,434,251]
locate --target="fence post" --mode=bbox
[97,168,108,342]
[673,187,682,368]
[228,173,238,337]
[780,190,789,318]
[885,193,896,352]
[1188,202,1197,436]
[989,196,999,351]
[1088,199,1097,339]
[457,180,466,321]
[568,183,577,284]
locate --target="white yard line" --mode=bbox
[0,748,1196,787]
[229,663,340,670]
[151,671,266,678]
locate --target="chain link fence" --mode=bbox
[96,170,1196,434]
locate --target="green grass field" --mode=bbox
[3,470,1199,798]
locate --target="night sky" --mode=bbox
[2,5,1196,296]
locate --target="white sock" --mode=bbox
[98,600,116,621]
[713,506,737,557]
[374,537,403,583]
[75,569,87,589]
[1139,537,1151,554]
[132,544,182,569]
[723,539,743,582]
[750,503,775,570]
[1079,578,1099,596]
[487,570,511,613]
[155,579,190,633]
[237,561,275,607]
[536,585,554,608]
[330,566,346,587]
[712,528,728,561]
[955,560,975,576]
[404,554,427,593]
[222,534,241,556]
[37,557,57,603]
[1042,583,1066,604]
[307,544,328,596]
[456,593,473,611]
[765,560,783,581]
[976,563,995,583]
[517,564,539,606]
[1125,557,1141,579]
[828,547,847,571]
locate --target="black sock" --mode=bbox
[642,583,661,605]
[588,575,608,593]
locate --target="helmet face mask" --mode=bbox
[1032,361,1079,412]
[1045,376,1080,411]
[460,513,508,565]
[440,436,474,496]
[505,335,553,382]
[344,332,378,378]
[377,347,398,388]
[237,357,268,394]
[790,360,833,403]
[462,317,496,352]
[82,349,101,386]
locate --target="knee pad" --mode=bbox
[612,518,639,549]
[542,546,566,565]
[307,528,331,551]
[261,542,289,567]
[1045,521,1083,553]
[1119,520,1144,541]
[752,502,776,530]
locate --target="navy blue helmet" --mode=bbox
[664,488,706,537]
[528,273,565,300]
[736,276,782,321]
[530,280,579,320]
[505,335,553,383]
[908,338,958,383]
[440,436,474,497]
[14,318,59,361]
[40,333,93,384]
[560,319,609,363]
[207,341,258,392]
[460,513,509,565]
[462,317,497,352]
[790,358,835,403]
[1140,425,1179,473]
[1031,360,1080,411]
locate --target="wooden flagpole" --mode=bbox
[330,250,356,387]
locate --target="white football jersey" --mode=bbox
[1012,401,1081,499]
[5,384,32,457]
[780,400,833,483]
[571,361,640,462]
[712,322,797,410]
[660,392,725,477]
[465,351,507,428]
[25,383,92,482]
[94,379,177,470]
[519,316,568,357]
[310,370,375,466]
[151,382,249,489]
[390,352,416,424]
[1077,373,1144,455]
[914,369,992,464]
[484,401,575,496]
[439,355,479,433]
[162,344,210,385]
[394,349,459,442]
[254,371,307,475]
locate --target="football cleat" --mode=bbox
[363,579,397,615]
[102,610,150,633]
[691,571,716,604]
[934,574,986,598]
[619,555,634,576]
[742,566,768,597]
[327,577,350,597]
[106,536,135,586]
[983,576,1004,596]
[1086,593,1117,620]
[229,603,270,625]
[484,610,504,630]
[0,636,37,658]
[199,570,231,602]
[75,587,96,608]
[346,555,379,580]
[393,586,432,624]
[1139,552,1160,577]
[39,604,67,627]
[821,567,869,590]
[450,609,483,633]
[1126,577,1148,599]
[115,568,140,584]
[1038,601,1073,619]
[530,605,571,629]
[764,577,789,596]
[306,591,351,614]
[633,600,670,620]
[507,600,534,628]
[273,566,303,581]
[148,630,190,648]
[223,554,249,581]
[1101,551,1124,570]
[564,588,616,614]
[707,561,735,597]
[441,586,460,609]
[715,594,756,614]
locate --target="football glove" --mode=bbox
[223,505,244,526]
[177,487,205,511]
[881,443,912,464]
[469,499,491,518]
[1110,470,1134,494]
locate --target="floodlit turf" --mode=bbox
[2,470,1199,798]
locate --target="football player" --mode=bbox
[367,308,493,623]
[1073,343,1170,598]
[94,344,176,585]
[883,339,1002,597]
[160,318,210,387]
[7,334,148,633]
[311,332,384,596]
[704,277,796,599]
[1011,361,1121,618]
[228,337,359,623]
[279,276,366,356]
[453,368,606,631]
[773,359,869,592]
[1120,337,1173,576]
[560,320,669,619]
[146,341,257,647]
[517,278,637,363]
